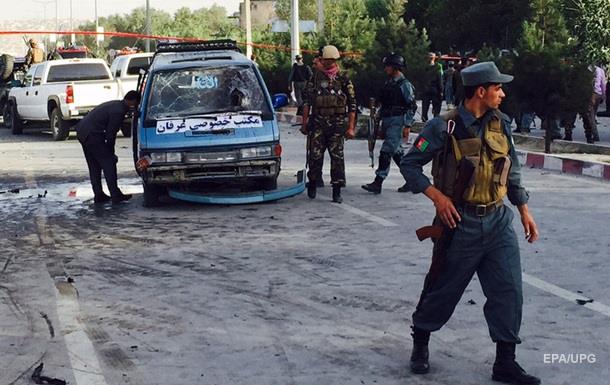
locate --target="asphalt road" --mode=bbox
[1,123,609,385]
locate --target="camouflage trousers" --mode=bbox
[307,125,346,187]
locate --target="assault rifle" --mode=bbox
[367,98,380,168]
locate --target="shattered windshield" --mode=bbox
[145,65,271,120]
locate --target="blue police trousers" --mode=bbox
[413,204,523,343]
[376,116,406,179]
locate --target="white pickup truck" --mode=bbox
[109,53,153,97]
[5,59,120,140]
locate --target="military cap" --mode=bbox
[461,61,513,86]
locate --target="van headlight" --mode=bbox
[240,145,272,159]
[150,152,183,163]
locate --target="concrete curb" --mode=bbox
[515,150,610,181]
[276,111,610,182]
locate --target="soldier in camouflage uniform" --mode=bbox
[301,45,357,203]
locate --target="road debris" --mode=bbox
[31,363,66,385]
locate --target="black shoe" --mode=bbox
[307,184,316,199]
[587,137,595,144]
[361,176,383,194]
[397,183,409,193]
[111,193,132,204]
[332,185,342,203]
[410,327,430,374]
[93,193,111,204]
[306,179,325,188]
[492,342,541,385]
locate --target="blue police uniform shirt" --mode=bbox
[383,73,416,127]
[399,104,530,206]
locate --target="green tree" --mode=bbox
[561,0,610,64]
[405,0,531,52]
[519,0,572,54]
[275,0,318,21]
[354,0,430,102]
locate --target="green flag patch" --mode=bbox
[415,137,429,152]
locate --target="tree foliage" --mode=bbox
[405,0,531,52]
[356,0,430,101]
[561,0,610,64]
[519,0,573,54]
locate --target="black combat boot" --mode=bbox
[410,326,430,374]
[361,176,383,194]
[332,185,342,203]
[93,193,111,204]
[492,342,541,385]
[307,183,316,199]
[397,183,409,193]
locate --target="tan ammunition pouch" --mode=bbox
[432,112,511,205]
[312,71,347,115]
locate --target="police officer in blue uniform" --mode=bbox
[400,62,541,385]
[362,53,416,194]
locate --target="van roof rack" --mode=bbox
[155,40,241,54]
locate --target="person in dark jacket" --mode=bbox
[76,91,140,204]
[421,52,443,122]
[288,55,313,115]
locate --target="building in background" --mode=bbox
[239,1,276,29]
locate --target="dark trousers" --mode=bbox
[413,206,523,343]
[80,135,121,197]
[422,93,442,121]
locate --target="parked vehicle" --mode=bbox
[48,46,95,60]
[0,55,27,127]
[5,58,121,140]
[133,40,287,206]
[109,52,154,97]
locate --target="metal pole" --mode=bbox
[245,0,252,59]
[70,0,74,44]
[291,0,300,63]
[55,0,58,33]
[145,0,151,52]
[317,0,324,37]
[95,0,99,48]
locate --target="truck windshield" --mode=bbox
[47,63,110,82]
[145,65,271,121]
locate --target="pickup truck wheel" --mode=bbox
[143,182,164,207]
[50,108,70,141]
[9,103,23,135]
[2,103,10,128]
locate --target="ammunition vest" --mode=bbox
[432,109,512,205]
[380,77,412,117]
[311,70,348,116]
